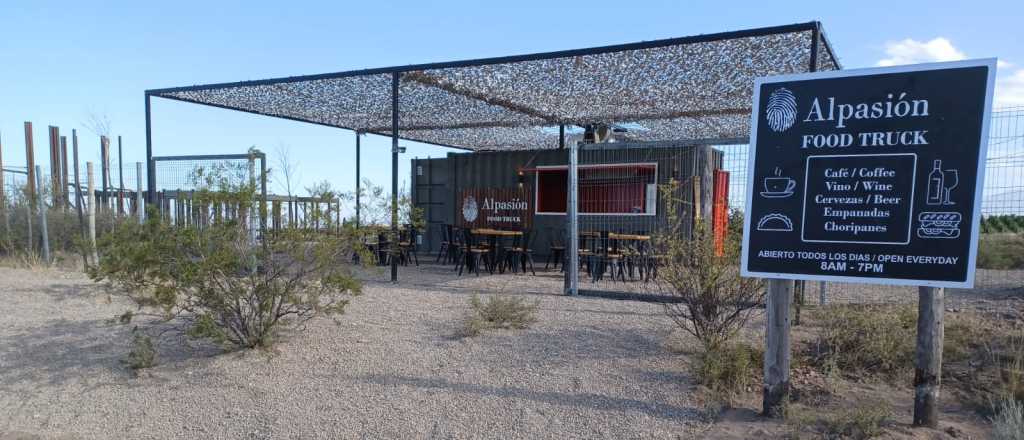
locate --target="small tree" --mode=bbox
[90,167,363,349]
[651,179,765,351]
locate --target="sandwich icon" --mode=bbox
[917,212,960,239]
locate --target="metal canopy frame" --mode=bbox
[143,21,841,283]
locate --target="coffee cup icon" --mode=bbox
[761,176,796,198]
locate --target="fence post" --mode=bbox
[763,278,793,417]
[35,166,50,264]
[818,281,828,305]
[87,162,97,265]
[913,286,945,427]
[136,162,144,224]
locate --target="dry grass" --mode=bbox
[821,402,891,439]
[809,304,916,380]
[692,342,762,403]
[458,294,539,337]
[991,396,1024,440]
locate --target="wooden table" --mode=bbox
[609,233,651,241]
[470,229,523,273]
[471,228,522,237]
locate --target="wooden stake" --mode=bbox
[48,126,60,208]
[136,162,144,224]
[60,136,69,209]
[87,162,97,265]
[24,122,35,206]
[0,131,7,242]
[763,278,794,417]
[35,166,49,264]
[913,286,944,428]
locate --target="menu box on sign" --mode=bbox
[801,154,917,245]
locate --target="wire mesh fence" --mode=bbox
[715,107,1024,301]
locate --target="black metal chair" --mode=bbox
[436,224,452,263]
[397,225,419,266]
[504,229,537,275]
[544,227,565,271]
[455,228,488,276]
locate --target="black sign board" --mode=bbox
[741,60,996,288]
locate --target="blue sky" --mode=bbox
[2,0,1021,214]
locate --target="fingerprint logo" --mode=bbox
[462,196,479,223]
[765,88,798,132]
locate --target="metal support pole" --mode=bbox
[763,278,793,417]
[136,162,144,224]
[913,286,944,428]
[565,141,579,296]
[260,153,267,243]
[559,124,565,149]
[145,94,155,204]
[390,72,400,282]
[35,166,49,264]
[818,281,827,305]
[355,132,361,229]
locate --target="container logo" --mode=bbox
[766,87,798,132]
[462,195,479,222]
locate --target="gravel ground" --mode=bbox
[0,264,707,440]
[3,261,1020,439]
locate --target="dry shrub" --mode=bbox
[459,294,538,337]
[652,180,765,351]
[812,305,916,379]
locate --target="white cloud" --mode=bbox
[877,37,966,67]
[875,37,1022,109]
[996,69,1024,108]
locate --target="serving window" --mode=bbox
[535,163,657,215]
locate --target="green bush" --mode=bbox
[126,333,157,371]
[90,167,363,350]
[977,234,1024,270]
[983,215,1024,234]
[459,294,538,337]
[812,305,916,379]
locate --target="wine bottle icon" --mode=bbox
[926,160,944,205]
[925,160,959,206]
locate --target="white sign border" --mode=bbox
[740,58,998,289]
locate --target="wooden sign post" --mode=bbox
[914,286,944,427]
[763,279,794,417]
[742,60,996,424]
